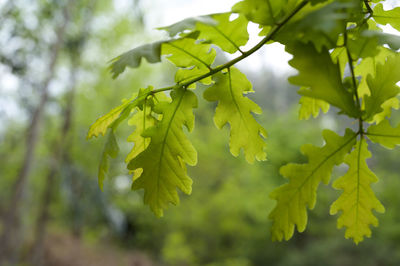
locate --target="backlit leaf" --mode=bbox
[276,1,362,51]
[196,13,249,54]
[269,129,357,241]
[128,89,197,217]
[203,67,267,163]
[98,131,119,190]
[87,95,137,139]
[162,38,216,85]
[158,15,217,37]
[330,139,385,244]
[109,41,166,79]
[287,42,359,117]
[232,0,287,26]
[373,4,400,32]
[364,53,400,120]
[298,96,330,120]
[367,119,400,149]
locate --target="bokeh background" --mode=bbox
[1,0,400,265]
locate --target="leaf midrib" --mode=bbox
[167,42,210,69]
[287,133,357,203]
[156,91,186,199]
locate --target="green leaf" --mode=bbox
[354,47,394,98]
[330,139,385,244]
[232,0,287,26]
[298,96,329,120]
[344,20,381,60]
[269,129,357,241]
[109,41,166,79]
[276,1,362,51]
[125,106,158,164]
[98,131,119,191]
[196,13,249,54]
[158,15,217,37]
[371,97,399,124]
[87,95,137,139]
[128,88,197,217]
[287,42,359,117]
[373,3,400,32]
[367,119,400,149]
[162,38,216,85]
[203,67,267,163]
[87,87,153,139]
[125,91,171,164]
[364,53,400,120]
[362,30,400,51]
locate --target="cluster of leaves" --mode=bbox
[88,0,400,244]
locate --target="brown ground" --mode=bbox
[42,233,155,266]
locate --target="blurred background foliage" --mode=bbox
[1,0,400,265]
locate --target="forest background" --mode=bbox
[1,0,400,265]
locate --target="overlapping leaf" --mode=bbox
[354,48,399,123]
[87,87,152,139]
[196,13,249,54]
[330,139,385,244]
[276,0,362,51]
[125,92,171,163]
[109,41,166,79]
[203,67,267,163]
[269,129,356,241]
[158,15,217,37]
[364,53,400,120]
[354,47,394,97]
[367,119,400,149]
[126,108,158,164]
[128,89,197,217]
[287,42,359,117]
[98,131,119,190]
[162,38,216,85]
[298,96,329,120]
[231,0,287,26]
[373,3,400,31]
[87,95,137,139]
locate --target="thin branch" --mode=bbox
[344,26,364,134]
[151,0,309,95]
[363,0,373,16]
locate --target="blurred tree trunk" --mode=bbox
[30,57,78,266]
[0,2,72,265]
[30,2,95,264]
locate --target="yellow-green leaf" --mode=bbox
[128,89,197,217]
[367,119,400,149]
[125,108,158,163]
[162,38,216,85]
[87,87,153,139]
[373,3,400,32]
[364,53,400,120]
[98,131,119,191]
[196,13,249,54]
[269,129,356,241]
[203,67,267,163]
[87,95,137,139]
[232,0,287,26]
[287,42,359,118]
[330,139,385,244]
[298,96,329,120]
[109,41,165,79]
